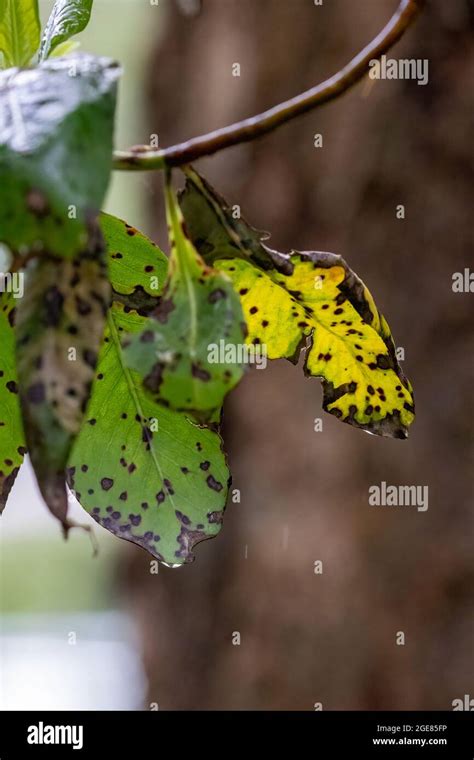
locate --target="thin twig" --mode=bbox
[113,0,425,171]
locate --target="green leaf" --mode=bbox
[39,0,93,62]
[0,0,41,69]
[180,168,415,438]
[101,212,168,308]
[49,39,80,58]
[0,53,120,259]
[124,181,246,420]
[0,290,26,512]
[67,215,230,566]
[15,247,110,528]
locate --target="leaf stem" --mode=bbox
[113,0,425,171]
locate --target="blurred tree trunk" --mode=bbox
[120,0,473,709]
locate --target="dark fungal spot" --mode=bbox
[75,296,92,316]
[208,510,224,525]
[206,475,223,492]
[119,491,128,501]
[356,355,363,362]
[368,385,375,395]
[334,308,343,315]
[191,364,211,381]
[404,402,415,413]
[365,405,373,415]
[142,425,153,444]
[128,463,137,474]
[261,320,269,327]
[208,289,226,303]
[163,478,174,495]
[196,442,202,452]
[249,306,258,314]
[129,514,142,526]
[156,491,165,504]
[200,461,210,471]
[322,304,329,310]
[181,466,189,474]
[239,288,248,296]
[88,418,97,425]
[26,383,46,403]
[175,509,191,526]
[141,502,149,509]
[26,189,50,217]
[17,446,27,456]
[6,381,18,394]
[101,478,114,491]
[81,465,88,473]
[376,354,391,370]
[144,265,154,273]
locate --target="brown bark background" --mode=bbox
[120,0,474,710]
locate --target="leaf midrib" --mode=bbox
[107,309,178,511]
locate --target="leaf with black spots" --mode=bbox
[0,53,120,259]
[0,291,26,512]
[39,0,93,62]
[180,168,415,438]
[68,301,230,565]
[124,181,246,420]
[101,212,168,315]
[15,248,110,527]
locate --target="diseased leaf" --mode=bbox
[124,181,246,420]
[0,290,26,512]
[15,244,110,527]
[0,53,120,259]
[39,0,93,62]
[67,215,230,565]
[179,166,278,271]
[0,0,41,69]
[101,212,167,309]
[180,168,415,438]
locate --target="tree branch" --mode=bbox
[113,0,425,171]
